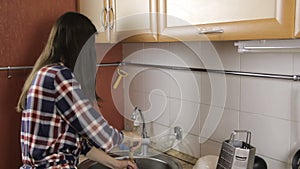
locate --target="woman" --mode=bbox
[17,12,140,169]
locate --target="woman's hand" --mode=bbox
[121,131,142,151]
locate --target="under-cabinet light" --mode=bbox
[234,39,300,53]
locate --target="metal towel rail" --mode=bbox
[122,62,300,81]
[1,62,300,81]
[0,63,121,79]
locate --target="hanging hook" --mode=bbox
[7,66,12,79]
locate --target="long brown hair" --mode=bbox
[17,12,97,112]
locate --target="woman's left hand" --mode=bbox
[121,131,142,151]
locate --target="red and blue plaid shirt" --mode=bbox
[20,64,123,168]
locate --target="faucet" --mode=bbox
[130,107,183,156]
[131,107,151,156]
[131,107,147,138]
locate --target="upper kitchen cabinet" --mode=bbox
[78,0,157,43]
[158,0,296,41]
[78,0,110,43]
[295,0,300,38]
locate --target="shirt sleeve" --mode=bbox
[54,67,123,151]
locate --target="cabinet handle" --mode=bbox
[101,8,108,30]
[198,29,224,34]
[109,7,115,30]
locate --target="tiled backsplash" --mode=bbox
[121,41,300,169]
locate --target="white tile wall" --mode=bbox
[137,69,174,98]
[173,133,201,158]
[143,93,170,125]
[241,77,292,120]
[201,73,240,110]
[147,122,170,139]
[263,156,290,169]
[169,42,204,68]
[122,41,300,168]
[123,90,147,120]
[200,104,239,143]
[212,42,241,71]
[241,53,293,74]
[240,112,291,162]
[169,98,200,135]
[292,83,300,122]
[199,139,222,157]
[168,70,201,102]
[291,121,300,162]
[293,53,300,74]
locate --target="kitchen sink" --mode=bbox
[78,153,183,169]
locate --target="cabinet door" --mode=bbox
[111,0,157,42]
[78,0,157,43]
[158,0,295,41]
[78,0,110,43]
[296,0,300,38]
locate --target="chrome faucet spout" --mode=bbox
[132,107,147,138]
[131,107,150,156]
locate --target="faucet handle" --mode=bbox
[174,126,182,140]
[131,107,139,120]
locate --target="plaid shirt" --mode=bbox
[20,65,123,169]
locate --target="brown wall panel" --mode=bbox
[0,1,124,168]
[0,1,76,168]
[96,44,124,130]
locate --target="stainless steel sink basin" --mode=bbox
[78,153,182,169]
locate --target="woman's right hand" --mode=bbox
[116,160,137,169]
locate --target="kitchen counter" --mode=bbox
[165,149,196,169]
[79,149,197,169]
